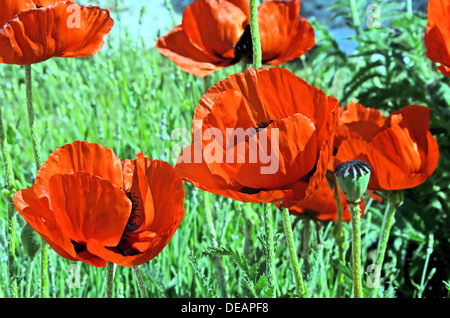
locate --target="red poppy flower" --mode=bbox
[174,67,338,207]
[286,174,365,222]
[13,141,185,267]
[334,102,439,191]
[424,0,450,77]
[156,0,315,77]
[0,0,114,65]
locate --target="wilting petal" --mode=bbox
[35,141,124,194]
[258,0,315,65]
[0,1,114,65]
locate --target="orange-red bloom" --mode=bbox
[156,0,315,77]
[286,174,365,222]
[0,0,114,65]
[424,0,450,77]
[13,141,185,267]
[334,102,439,191]
[174,67,338,207]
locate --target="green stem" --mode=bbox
[371,191,402,298]
[331,174,346,298]
[406,0,413,17]
[25,64,49,298]
[302,217,311,278]
[25,256,36,298]
[249,0,262,69]
[348,202,363,298]
[204,191,227,297]
[132,266,149,298]
[263,203,276,297]
[418,234,434,298]
[348,0,361,36]
[24,65,42,169]
[105,262,115,298]
[203,75,210,93]
[280,206,306,297]
[0,104,18,298]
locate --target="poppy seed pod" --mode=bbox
[21,223,41,259]
[335,160,371,204]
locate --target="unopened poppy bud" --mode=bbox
[335,160,371,204]
[21,223,41,259]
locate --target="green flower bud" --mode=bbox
[335,160,371,204]
[21,223,41,259]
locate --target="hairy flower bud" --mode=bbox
[21,223,41,259]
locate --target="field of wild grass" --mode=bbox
[1,0,450,299]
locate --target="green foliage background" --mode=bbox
[0,0,449,298]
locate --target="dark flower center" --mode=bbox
[256,119,275,131]
[124,190,141,232]
[241,187,265,194]
[234,24,253,64]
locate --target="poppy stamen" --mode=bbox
[124,190,141,232]
[256,119,275,131]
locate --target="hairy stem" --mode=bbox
[349,202,363,298]
[0,104,18,297]
[105,262,115,298]
[263,203,276,296]
[371,191,403,298]
[204,191,227,297]
[280,206,306,297]
[25,64,49,297]
[249,0,262,69]
[132,266,149,298]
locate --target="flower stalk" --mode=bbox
[0,103,18,297]
[105,262,115,298]
[348,201,363,298]
[24,64,49,298]
[249,0,262,69]
[132,266,149,298]
[335,160,372,298]
[280,206,306,297]
[371,190,403,298]
[263,203,276,296]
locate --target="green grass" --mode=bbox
[1,2,449,299]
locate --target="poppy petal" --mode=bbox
[181,0,247,60]
[155,25,230,78]
[258,0,315,64]
[221,114,318,190]
[35,141,124,196]
[13,184,107,267]
[425,0,450,75]
[87,160,184,267]
[0,0,36,27]
[0,1,114,65]
[121,152,155,232]
[48,172,131,249]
